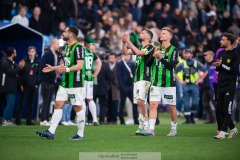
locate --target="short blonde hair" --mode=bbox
[204,51,214,57]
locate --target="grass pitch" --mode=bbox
[0,113,240,160]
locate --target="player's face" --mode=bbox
[28,48,36,58]
[89,44,96,52]
[62,27,70,41]
[138,30,147,41]
[220,36,229,48]
[160,30,172,41]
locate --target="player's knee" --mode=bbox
[137,99,144,107]
[149,102,158,111]
[54,101,64,109]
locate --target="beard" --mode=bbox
[138,36,143,41]
[63,36,69,41]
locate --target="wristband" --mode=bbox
[66,68,70,72]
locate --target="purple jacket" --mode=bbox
[213,48,224,83]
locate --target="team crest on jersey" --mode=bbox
[227,59,231,63]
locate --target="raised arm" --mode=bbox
[122,34,146,56]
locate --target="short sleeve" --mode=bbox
[142,45,154,55]
[74,45,84,60]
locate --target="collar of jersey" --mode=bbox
[68,41,78,47]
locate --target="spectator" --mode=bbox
[39,39,60,126]
[176,48,208,124]
[29,6,44,33]
[202,51,216,124]
[0,0,16,21]
[56,21,67,38]
[61,102,74,125]
[153,1,163,28]
[94,52,111,125]
[15,46,40,125]
[129,0,140,23]
[11,5,29,27]
[116,54,138,125]
[107,52,120,124]
[1,47,25,126]
[159,3,172,28]
[227,19,240,36]
[0,50,6,124]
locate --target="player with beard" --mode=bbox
[36,26,86,140]
[122,30,154,135]
[214,33,240,139]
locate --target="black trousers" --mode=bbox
[16,87,36,122]
[0,93,6,119]
[202,89,215,122]
[40,82,55,121]
[213,83,222,130]
[217,86,236,132]
[235,89,240,122]
[119,87,138,124]
[94,95,108,123]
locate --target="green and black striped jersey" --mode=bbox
[134,44,154,82]
[150,45,179,87]
[83,48,98,81]
[61,42,85,88]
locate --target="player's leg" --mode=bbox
[86,81,98,125]
[69,87,85,140]
[36,86,67,139]
[147,86,161,136]
[135,81,151,134]
[162,87,177,136]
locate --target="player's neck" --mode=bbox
[142,40,149,47]
[225,45,233,51]
[161,41,171,49]
[67,39,77,46]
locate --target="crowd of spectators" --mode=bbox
[0,0,239,53]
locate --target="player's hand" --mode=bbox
[92,74,97,78]
[153,48,160,58]
[42,64,54,72]
[155,52,162,60]
[122,33,130,43]
[213,59,222,67]
[57,66,67,74]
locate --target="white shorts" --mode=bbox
[133,80,151,104]
[56,85,84,106]
[149,86,176,105]
[84,81,93,99]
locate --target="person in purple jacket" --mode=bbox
[202,51,216,124]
